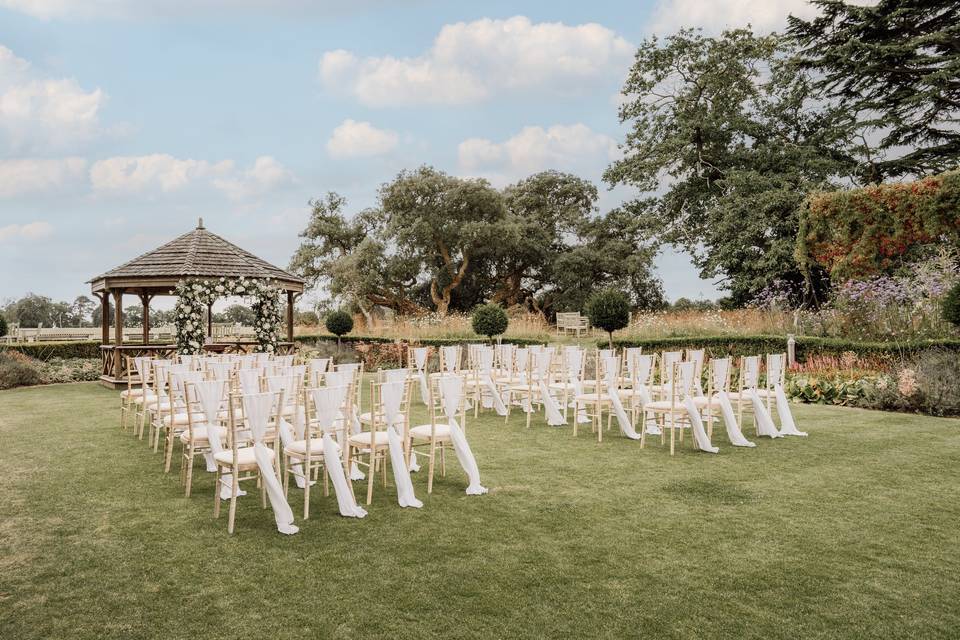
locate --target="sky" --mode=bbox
[0,0,821,310]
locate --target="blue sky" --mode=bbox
[0,0,816,309]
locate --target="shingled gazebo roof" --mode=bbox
[89,219,304,294]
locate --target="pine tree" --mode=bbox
[789,0,960,181]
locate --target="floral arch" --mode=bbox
[173,276,283,354]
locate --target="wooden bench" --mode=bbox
[556,312,590,337]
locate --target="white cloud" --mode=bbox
[326,119,399,158]
[319,16,634,107]
[89,153,294,200]
[648,0,821,35]
[0,45,105,150]
[89,153,231,193]
[458,123,618,184]
[0,220,54,242]
[0,157,87,197]
[213,155,296,200]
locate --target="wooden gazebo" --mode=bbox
[89,218,305,387]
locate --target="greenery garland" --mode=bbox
[173,277,283,354]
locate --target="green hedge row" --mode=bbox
[295,335,546,347]
[1,341,102,361]
[606,335,960,361]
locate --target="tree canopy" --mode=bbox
[604,28,857,305]
[789,0,960,181]
[291,167,664,317]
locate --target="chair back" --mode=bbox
[766,353,786,389]
[739,356,761,390]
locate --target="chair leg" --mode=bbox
[366,448,376,505]
[260,473,267,509]
[185,450,195,497]
[227,472,239,534]
[303,455,311,520]
[669,414,676,456]
[427,441,436,494]
[213,468,222,518]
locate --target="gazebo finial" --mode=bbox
[197,217,205,229]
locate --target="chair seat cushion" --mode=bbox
[179,427,210,443]
[213,447,273,467]
[120,388,146,399]
[643,400,684,411]
[575,393,613,403]
[409,423,452,440]
[725,390,773,401]
[163,412,205,426]
[348,431,390,447]
[284,439,327,457]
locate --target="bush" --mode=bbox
[0,352,42,390]
[325,310,354,348]
[943,282,960,328]
[34,358,101,384]
[295,310,320,327]
[4,341,101,361]
[0,314,7,338]
[585,289,631,347]
[471,304,509,341]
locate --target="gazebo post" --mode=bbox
[99,292,110,344]
[139,293,153,345]
[112,289,124,378]
[286,290,295,342]
[206,303,213,340]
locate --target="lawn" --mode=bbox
[1,383,958,639]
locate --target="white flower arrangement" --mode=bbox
[173,277,284,355]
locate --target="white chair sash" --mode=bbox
[602,355,640,439]
[381,381,422,508]
[477,348,507,415]
[241,392,298,534]
[193,380,246,495]
[775,383,807,436]
[564,347,590,424]
[412,348,429,404]
[311,385,366,518]
[238,369,261,396]
[441,346,459,373]
[535,350,564,426]
[437,376,487,495]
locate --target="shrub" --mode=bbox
[325,310,354,348]
[34,358,101,384]
[4,341,101,361]
[295,310,320,327]
[471,304,509,341]
[943,282,960,328]
[585,289,631,348]
[0,313,7,338]
[0,351,42,390]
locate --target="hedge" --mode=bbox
[605,335,960,361]
[797,168,960,279]
[295,335,546,347]
[1,341,102,361]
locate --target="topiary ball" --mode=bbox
[472,304,509,340]
[585,289,631,337]
[325,310,354,337]
[943,282,960,328]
